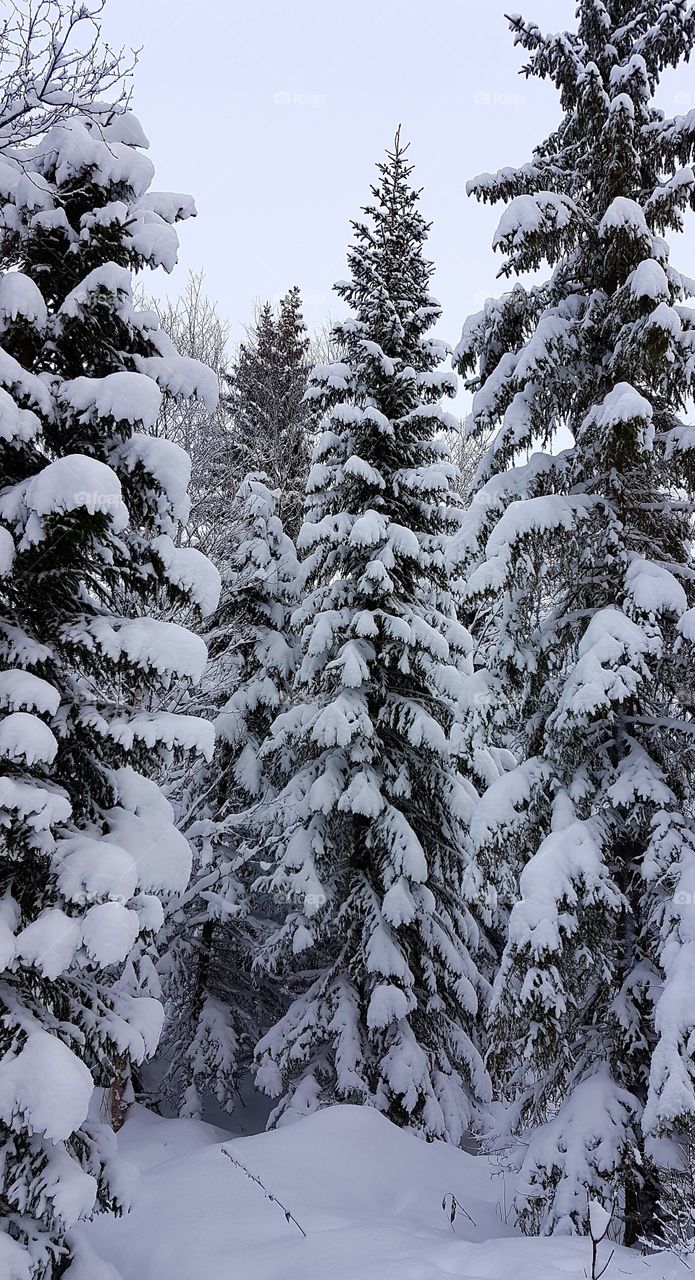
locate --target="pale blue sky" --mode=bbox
[103,0,695,352]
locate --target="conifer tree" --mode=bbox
[455,0,695,1241]
[252,134,491,1142]
[225,288,318,539]
[158,473,298,1118]
[0,77,218,1280]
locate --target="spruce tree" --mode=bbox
[0,101,218,1277]
[455,0,695,1241]
[224,288,318,539]
[158,473,298,1118]
[252,134,490,1142]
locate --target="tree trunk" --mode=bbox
[110,1051,130,1132]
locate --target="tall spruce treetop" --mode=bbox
[455,0,695,1241]
[224,288,318,540]
[253,134,491,1143]
[0,84,219,1280]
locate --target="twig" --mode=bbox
[585,1195,615,1280]
[442,1191,477,1231]
[220,1147,307,1238]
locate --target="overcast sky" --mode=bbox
[102,0,695,354]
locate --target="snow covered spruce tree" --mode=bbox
[0,35,218,1280]
[224,288,319,540]
[252,133,491,1141]
[455,0,695,1242]
[158,472,298,1118]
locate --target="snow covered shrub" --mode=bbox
[645,1128,695,1259]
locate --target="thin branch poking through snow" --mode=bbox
[220,1147,307,1238]
[442,1192,477,1232]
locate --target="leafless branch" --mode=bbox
[0,1,138,149]
[220,1147,307,1238]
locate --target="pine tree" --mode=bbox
[252,133,491,1142]
[0,95,218,1280]
[455,0,695,1241]
[157,473,298,1118]
[224,288,318,539]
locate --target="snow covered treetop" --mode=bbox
[328,129,450,380]
[468,2,695,224]
[455,0,695,489]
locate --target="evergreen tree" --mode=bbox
[455,0,695,1241]
[158,473,298,1118]
[224,288,318,539]
[0,97,218,1280]
[252,134,491,1142]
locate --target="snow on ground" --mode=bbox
[77,1103,675,1280]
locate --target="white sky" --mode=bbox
[102,0,695,354]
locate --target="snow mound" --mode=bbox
[152,533,221,616]
[63,371,162,429]
[0,710,57,765]
[24,454,128,532]
[0,272,47,330]
[0,1030,93,1141]
[77,1104,656,1280]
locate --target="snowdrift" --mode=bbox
[75,1103,672,1280]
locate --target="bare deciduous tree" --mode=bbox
[0,0,136,148]
[140,271,233,562]
[450,414,491,501]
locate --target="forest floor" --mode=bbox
[77,1103,680,1280]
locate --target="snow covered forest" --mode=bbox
[2,0,695,1276]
